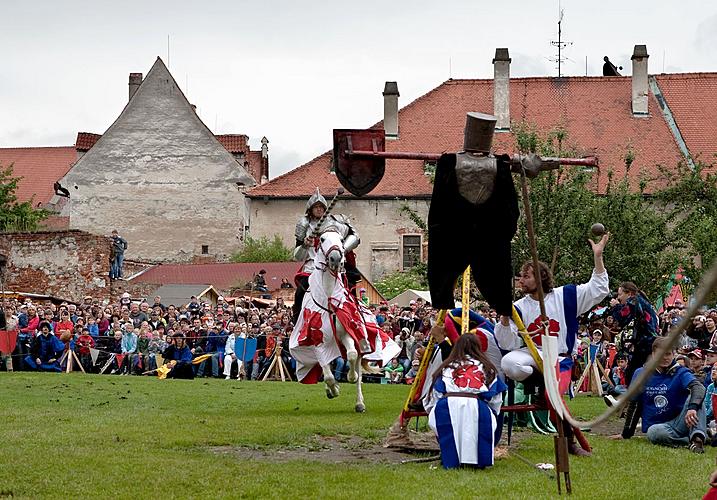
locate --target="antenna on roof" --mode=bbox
[549,3,572,77]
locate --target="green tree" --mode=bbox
[374,262,428,300]
[232,235,293,262]
[511,123,678,302]
[656,161,717,291]
[0,163,49,232]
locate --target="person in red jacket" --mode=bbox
[75,328,95,372]
[53,310,74,339]
[19,306,39,336]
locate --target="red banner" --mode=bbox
[0,330,18,354]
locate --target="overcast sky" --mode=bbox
[2,1,716,178]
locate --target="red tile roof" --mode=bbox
[216,134,249,153]
[130,261,302,291]
[249,74,703,197]
[75,132,102,152]
[0,147,77,206]
[655,73,717,167]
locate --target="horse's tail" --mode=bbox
[361,359,382,374]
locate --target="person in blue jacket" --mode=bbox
[619,336,707,453]
[25,322,65,372]
[163,332,194,379]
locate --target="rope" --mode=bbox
[561,258,717,429]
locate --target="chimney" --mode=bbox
[492,48,511,130]
[261,136,269,158]
[383,82,399,140]
[260,136,269,183]
[129,73,143,101]
[631,45,649,115]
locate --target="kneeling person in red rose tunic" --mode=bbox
[424,334,506,469]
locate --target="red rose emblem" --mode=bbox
[298,310,324,346]
[452,364,486,390]
[527,317,560,347]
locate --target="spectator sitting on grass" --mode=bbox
[25,322,64,372]
[617,336,707,453]
[384,357,404,384]
[163,332,194,379]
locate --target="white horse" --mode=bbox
[289,229,399,413]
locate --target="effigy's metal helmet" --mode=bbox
[463,112,497,154]
[306,187,328,213]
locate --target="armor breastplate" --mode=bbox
[454,152,497,205]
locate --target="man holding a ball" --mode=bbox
[494,226,611,456]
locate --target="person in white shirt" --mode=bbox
[494,233,610,456]
[223,323,246,380]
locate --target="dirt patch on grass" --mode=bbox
[210,434,438,464]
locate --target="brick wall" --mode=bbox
[0,230,111,303]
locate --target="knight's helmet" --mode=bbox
[463,112,497,154]
[305,187,328,214]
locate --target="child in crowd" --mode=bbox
[405,359,420,384]
[384,357,404,384]
[86,316,99,338]
[135,327,150,373]
[120,324,138,375]
[75,327,95,372]
[146,332,164,372]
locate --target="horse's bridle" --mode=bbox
[317,233,344,277]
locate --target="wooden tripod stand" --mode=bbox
[575,345,613,396]
[261,341,292,381]
[59,347,85,374]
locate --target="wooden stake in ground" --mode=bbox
[518,166,571,495]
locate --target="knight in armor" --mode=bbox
[292,188,361,323]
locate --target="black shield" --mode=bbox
[332,129,386,197]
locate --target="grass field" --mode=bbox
[0,373,713,499]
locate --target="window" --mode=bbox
[402,235,421,270]
[201,245,209,255]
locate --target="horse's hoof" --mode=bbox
[355,403,366,413]
[326,388,336,399]
[347,371,358,384]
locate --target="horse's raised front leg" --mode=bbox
[354,357,365,413]
[322,364,340,399]
[338,326,359,384]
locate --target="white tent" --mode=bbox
[389,289,433,307]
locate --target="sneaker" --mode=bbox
[690,436,705,454]
[225,376,231,380]
[603,395,619,407]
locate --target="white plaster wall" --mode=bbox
[61,59,254,262]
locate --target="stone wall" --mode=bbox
[0,230,111,303]
[248,197,429,281]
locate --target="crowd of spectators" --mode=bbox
[0,293,439,384]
